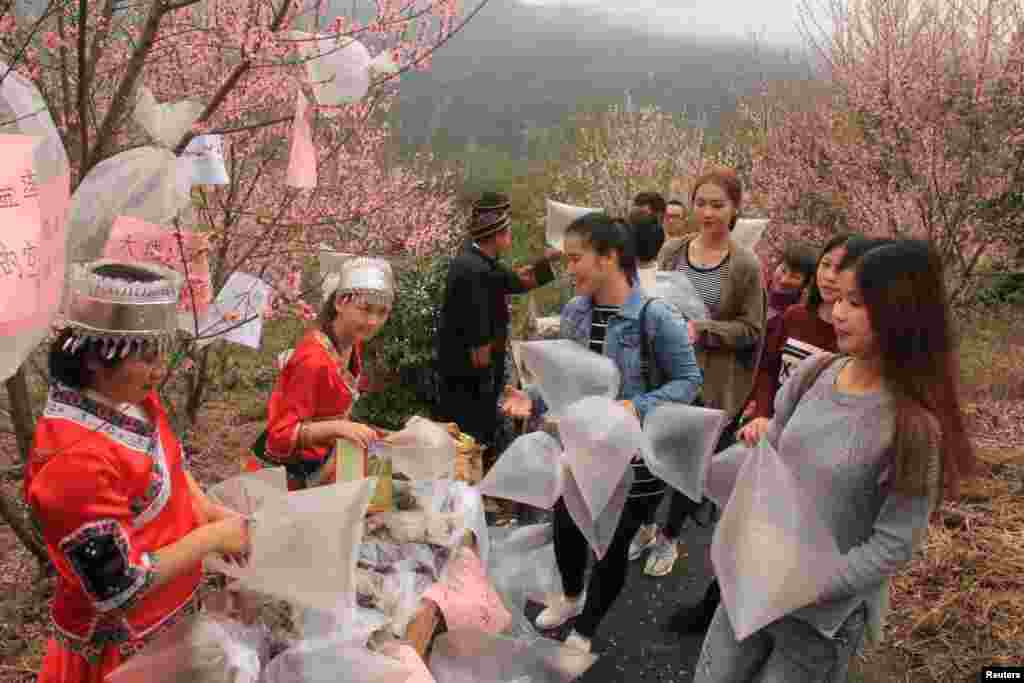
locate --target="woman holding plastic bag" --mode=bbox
[501,213,703,653]
[24,261,251,683]
[246,257,394,490]
[693,240,974,683]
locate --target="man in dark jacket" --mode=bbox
[435,192,560,455]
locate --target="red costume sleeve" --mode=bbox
[29,451,156,614]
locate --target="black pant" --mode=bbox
[660,415,741,539]
[435,350,506,449]
[552,492,664,638]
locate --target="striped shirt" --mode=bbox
[677,245,731,316]
[588,305,619,354]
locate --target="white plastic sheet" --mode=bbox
[487,524,564,617]
[205,467,288,515]
[558,396,644,521]
[134,87,204,149]
[196,272,272,349]
[640,402,730,504]
[545,199,601,251]
[214,479,375,610]
[106,613,267,683]
[711,439,844,641]
[261,637,411,683]
[517,340,620,417]
[0,64,70,383]
[650,270,710,322]
[66,146,192,263]
[478,432,564,510]
[375,417,457,482]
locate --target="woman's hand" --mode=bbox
[212,515,250,560]
[334,420,378,450]
[687,321,700,345]
[738,417,771,447]
[500,386,533,419]
[618,400,638,419]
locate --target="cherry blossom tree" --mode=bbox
[748,0,1024,300]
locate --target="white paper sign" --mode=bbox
[197,272,271,349]
[182,134,229,186]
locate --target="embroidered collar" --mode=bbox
[51,385,155,438]
[311,330,360,388]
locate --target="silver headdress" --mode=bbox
[318,248,355,302]
[62,259,182,359]
[334,256,395,307]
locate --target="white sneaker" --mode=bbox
[564,629,592,653]
[535,592,586,630]
[628,523,658,561]
[644,533,682,577]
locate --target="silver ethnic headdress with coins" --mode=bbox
[333,256,395,307]
[62,259,182,359]
[318,248,355,301]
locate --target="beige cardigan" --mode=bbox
[657,234,766,420]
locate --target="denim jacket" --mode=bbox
[529,287,703,423]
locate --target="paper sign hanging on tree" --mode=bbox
[196,271,271,349]
[423,547,512,635]
[103,215,212,327]
[287,91,317,188]
[182,134,229,186]
[0,135,68,337]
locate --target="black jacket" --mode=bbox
[436,241,554,376]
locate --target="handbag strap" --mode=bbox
[638,297,660,392]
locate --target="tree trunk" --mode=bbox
[5,366,36,462]
[0,486,49,568]
[185,346,212,425]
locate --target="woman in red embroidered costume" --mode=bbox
[246,255,395,490]
[24,261,250,683]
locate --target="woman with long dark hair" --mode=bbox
[694,240,973,682]
[26,260,250,683]
[246,257,394,490]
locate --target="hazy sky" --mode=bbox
[517,0,805,45]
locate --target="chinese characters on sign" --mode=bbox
[0,135,69,336]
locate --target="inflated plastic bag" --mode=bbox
[215,479,375,610]
[517,340,620,417]
[561,468,632,561]
[478,432,564,510]
[429,629,596,683]
[206,467,288,514]
[0,63,71,383]
[66,146,193,262]
[641,402,730,504]
[703,441,751,508]
[711,439,844,641]
[376,416,457,481]
[651,271,710,322]
[487,524,563,620]
[292,32,372,106]
[106,614,266,683]
[558,396,644,521]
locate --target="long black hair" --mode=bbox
[806,232,860,308]
[565,212,638,284]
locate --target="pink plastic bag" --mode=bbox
[711,439,844,641]
[641,402,730,504]
[478,432,564,510]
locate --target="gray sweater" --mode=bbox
[765,354,940,644]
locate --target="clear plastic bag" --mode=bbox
[376,416,457,482]
[545,199,601,251]
[66,146,192,263]
[295,33,372,106]
[429,629,596,683]
[261,637,411,683]
[561,467,632,561]
[406,480,490,566]
[516,340,620,417]
[703,441,750,508]
[487,524,563,621]
[558,396,644,521]
[106,614,267,683]
[478,432,564,510]
[731,218,769,251]
[711,439,844,641]
[216,479,375,611]
[640,402,730,504]
[651,271,710,322]
[133,86,203,149]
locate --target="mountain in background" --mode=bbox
[394,0,812,155]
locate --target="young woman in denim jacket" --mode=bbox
[502,213,703,654]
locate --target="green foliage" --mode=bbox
[974,272,1024,307]
[350,382,432,432]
